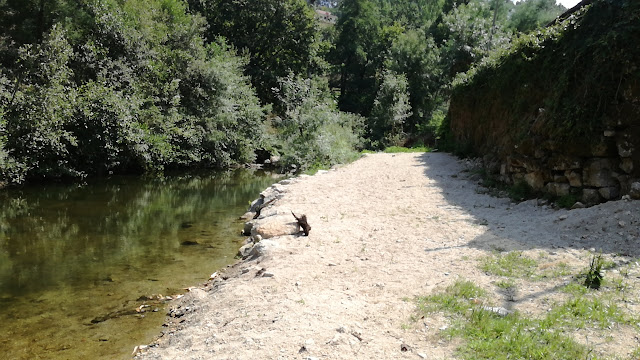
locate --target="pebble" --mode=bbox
[558,215,568,221]
[262,272,275,278]
[328,262,337,266]
[571,202,585,209]
[418,353,427,359]
[618,221,626,228]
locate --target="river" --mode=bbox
[0,169,277,359]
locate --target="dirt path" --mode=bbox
[135,152,640,359]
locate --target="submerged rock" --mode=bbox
[180,240,199,246]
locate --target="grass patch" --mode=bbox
[543,296,628,330]
[417,280,591,360]
[383,145,431,153]
[303,163,331,175]
[417,280,486,314]
[556,194,578,209]
[480,251,538,279]
[495,279,516,290]
[507,181,535,201]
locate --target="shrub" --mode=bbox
[272,74,364,172]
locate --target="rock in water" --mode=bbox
[180,240,199,246]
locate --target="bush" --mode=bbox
[0,1,268,184]
[368,70,412,150]
[272,74,365,172]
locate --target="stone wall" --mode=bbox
[482,124,640,205]
[451,77,640,205]
[448,0,640,206]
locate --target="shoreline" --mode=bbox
[131,171,312,356]
[134,152,640,359]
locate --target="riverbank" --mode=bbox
[135,152,640,359]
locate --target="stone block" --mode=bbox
[582,159,618,187]
[553,174,568,183]
[545,182,571,197]
[564,170,582,187]
[549,155,581,170]
[534,148,546,159]
[524,171,547,190]
[500,163,507,176]
[616,135,633,157]
[630,182,640,200]
[582,188,602,205]
[619,158,634,174]
[598,187,620,200]
[590,141,614,157]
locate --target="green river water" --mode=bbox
[0,169,277,359]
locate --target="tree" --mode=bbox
[386,28,442,134]
[0,0,269,184]
[372,0,446,29]
[508,0,566,33]
[272,74,364,171]
[368,70,412,149]
[438,0,511,77]
[186,0,317,104]
[333,0,400,116]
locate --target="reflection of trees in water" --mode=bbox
[0,169,275,295]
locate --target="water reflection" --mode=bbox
[0,169,276,359]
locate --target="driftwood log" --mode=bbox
[292,212,311,236]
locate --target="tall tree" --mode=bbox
[372,0,446,29]
[386,28,442,133]
[333,0,400,116]
[186,0,317,104]
[508,0,566,33]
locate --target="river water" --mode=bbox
[0,169,277,359]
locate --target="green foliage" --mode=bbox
[272,74,364,172]
[0,0,267,184]
[383,146,430,153]
[418,280,486,314]
[584,254,604,290]
[4,25,79,179]
[417,280,596,360]
[368,71,412,149]
[507,0,566,34]
[386,29,442,133]
[544,296,628,329]
[333,0,399,116]
[508,181,535,201]
[555,194,578,209]
[372,0,446,29]
[438,0,511,76]
[449,0,640,153]
[480,251,538,278]
[188,0,317,103]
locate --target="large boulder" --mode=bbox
[247,240,280,259]
[251,215,299,239]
